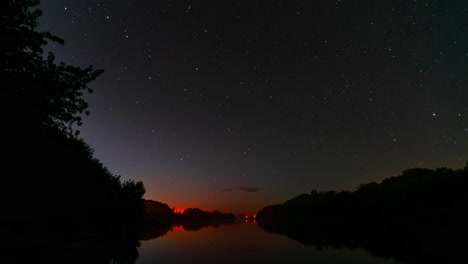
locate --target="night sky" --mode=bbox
[38,0,467,214]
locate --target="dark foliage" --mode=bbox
[0,1,146,261]
[1,0,103,137]
[256,164,468,263]
[257,165,467,223]
[142,199,236,228]
[144,200,174,219]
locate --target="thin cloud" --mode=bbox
[237,187,263,193]
[222,187,263,193]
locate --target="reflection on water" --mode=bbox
[1,231,141,263]
[8,219,463,263]
[137,221,398,264]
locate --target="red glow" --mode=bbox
[173,208,186,214]
[172,225,184,232]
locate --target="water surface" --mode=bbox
[137,222,399,264]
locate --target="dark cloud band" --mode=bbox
[223,187,262,193]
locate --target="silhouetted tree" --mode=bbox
[256,164,468,263]
[1,0,103,137]
[183,208,211,219]
[257,165,468,225]
[1,2,147,259]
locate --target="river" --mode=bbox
[136,221,399,264]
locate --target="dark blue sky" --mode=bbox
[38,0,467,213]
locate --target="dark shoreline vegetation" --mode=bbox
[1,0,146,262]
[256,165,468,263]
[2,1,467,263]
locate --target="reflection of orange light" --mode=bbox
[172,225,184,232]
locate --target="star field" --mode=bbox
[38,0,467,213]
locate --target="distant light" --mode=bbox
[64,7,67,10]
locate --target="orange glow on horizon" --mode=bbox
[172,206,221,214]
[173,208,186,214]
[145,193,261,214]
[144,190,264,215]
[172,225,184,232]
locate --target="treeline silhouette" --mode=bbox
[143,199,236,230]
[256,165,468,263]
[136,200,237,246]
[137,200,236,243]
[1,1,146,262]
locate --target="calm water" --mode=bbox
[136,221,400,264]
